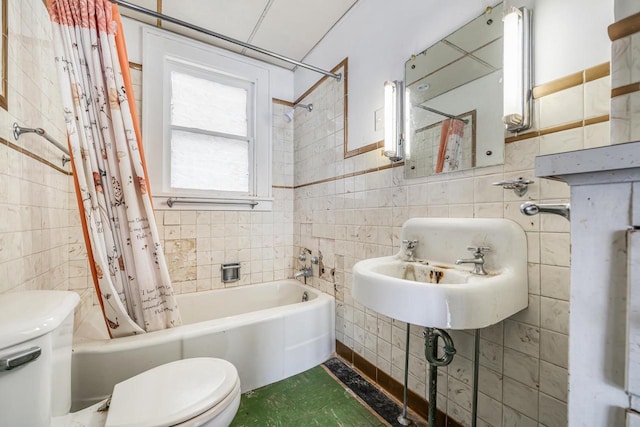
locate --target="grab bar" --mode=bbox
[166,197,259,209]
[520,202,570,221]
[13,122,70,167]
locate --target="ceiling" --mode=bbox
[119,0,360,70]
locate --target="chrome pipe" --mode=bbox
[397,324,411,426]
[108,0,342,81]
[294,103,313,112]
[520,201,570,221]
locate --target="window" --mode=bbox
[142,28,272,210]
[169,68,251,194]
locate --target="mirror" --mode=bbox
[0,0,6,110]
[405,3,504,178]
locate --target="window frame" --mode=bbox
[142,28,272,211]
[167,61,255,197]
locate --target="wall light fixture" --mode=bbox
[502,6,532,133]
[383,80,404,162]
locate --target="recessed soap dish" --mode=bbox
[221,263,241,283]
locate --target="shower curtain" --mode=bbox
[47,0,181,337]
[435,118,465,174]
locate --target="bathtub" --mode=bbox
[71,280,335,410]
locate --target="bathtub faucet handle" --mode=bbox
[298,248,312,262]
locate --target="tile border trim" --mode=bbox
[294,160,403,189]
[505,115,609,143]
[156,0,162,28]
[611,82,640,98]
[272,98,294,107]
[344,140,383,159]
[608,11,640,41]
[0,137,73,176]
[532,62,610,99]
[336,340,462,427]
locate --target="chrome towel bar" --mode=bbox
[13,122,70,167]
[166,197,259,209]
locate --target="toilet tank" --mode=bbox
[0,291,80,427]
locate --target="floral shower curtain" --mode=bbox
[47,0,181,337]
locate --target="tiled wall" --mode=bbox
[293,64,611,426]
[611,22,640,143]
[150,195,293,292]
[130,66,296,293]
[0,0,93,321]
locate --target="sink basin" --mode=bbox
[370,259,471,285]
[352,218,528,330]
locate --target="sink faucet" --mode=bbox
[294,266,313,281]
[402,239,419,262]
[455,246,490,275]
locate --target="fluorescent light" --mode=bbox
[384,80,403,161]
[502,7,532,132]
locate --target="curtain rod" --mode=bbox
[416,105,470,124]
[108,0,342,81]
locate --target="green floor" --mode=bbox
[230,366,386,426]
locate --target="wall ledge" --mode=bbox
[535,140,640,185]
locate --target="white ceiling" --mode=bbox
[120,0,360,70]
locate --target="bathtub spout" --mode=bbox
[294,267,312,281]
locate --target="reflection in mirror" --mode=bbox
[405,3,504,179]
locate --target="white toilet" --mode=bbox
[0,291,241,427]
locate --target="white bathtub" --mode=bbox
[71,280,335,410]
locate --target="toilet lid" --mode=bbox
[105,358,239,427]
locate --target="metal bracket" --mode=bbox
[492,177,534,197]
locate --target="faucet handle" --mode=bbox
[467,246,490,256]
[402,239,419,249]
[298,248,312,262]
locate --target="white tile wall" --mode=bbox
[289,63,613,426]
[129,84,297,291]
[0,0,92,323]
[10,7,622,423]
[611,31,640,144]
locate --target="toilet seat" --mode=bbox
[104,358,240,427]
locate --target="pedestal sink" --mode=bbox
[352,218,528,330]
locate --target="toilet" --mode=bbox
[0,291,241,427]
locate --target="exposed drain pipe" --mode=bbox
[424,328,456,427]
[472,330,480,427]
[398,324,412,425]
